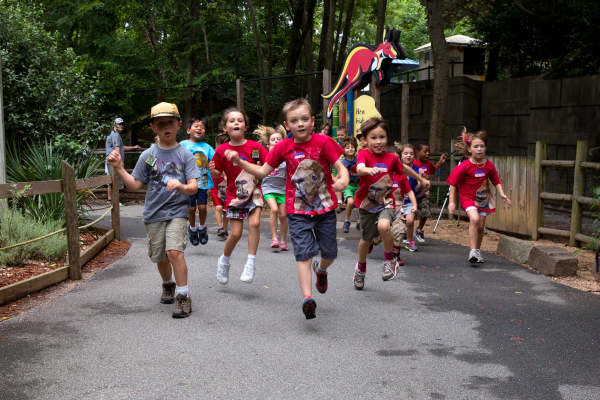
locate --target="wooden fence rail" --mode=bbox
[532,141,599,246]
[0,163,120,305]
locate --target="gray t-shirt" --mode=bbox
[132,144,201,223]
[261,162,286,195]
[105,130,124,169]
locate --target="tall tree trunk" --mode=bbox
[281,0,316,103]
[375,0,388,45]
[425,0,449,152]
[336,0,355,72]
[202,25,210,65]
[317,0,331,72]
[485,46,498,82]
[266,0,274,95]
[304,10,319,111]
[184,0,200,124]
[143,8,166,102]
[333,0,345,70]
[324,0,336,70]
[234,0,240,77]
[247,0,268,123]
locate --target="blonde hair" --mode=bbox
[282,98,313,120]
[254,125,283,148]
[400,143,414,153]
[455,126,488,157]
[216,107,250,144]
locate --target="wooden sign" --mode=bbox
[353,95,382,137]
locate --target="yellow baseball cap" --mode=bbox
[150,102,180,120]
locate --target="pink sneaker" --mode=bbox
[280,242,288,251]
[271,238,280,248]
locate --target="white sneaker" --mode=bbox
[468,249,484,263]
[240,262,255,283]
[474,249,485,263]
[217,256,230,284]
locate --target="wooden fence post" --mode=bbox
[236,79,244,111]
[110,166,121,241]
[371,74,380,111]
[570,141,587,247]
[532,141,546,240]
[449,139,456,221]
[401,83,409,144]
[61,161,81,280]
[322,69,331,124]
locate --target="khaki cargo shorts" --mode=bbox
[145,218,188,263]
[373,211,407,247]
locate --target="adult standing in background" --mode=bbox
[106,117,139,205]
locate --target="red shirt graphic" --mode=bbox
[446,159,501,213]
[391,173,412,211]
[414,158,435,177]
[213,140,268,209]
[355,150,404,213]
[265,134,344,215]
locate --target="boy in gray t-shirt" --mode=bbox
[107,103,200,319]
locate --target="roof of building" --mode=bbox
[414,35,484,53]
[391,58,419,65]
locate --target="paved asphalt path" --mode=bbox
[1,205,600,399]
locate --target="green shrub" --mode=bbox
[0,201,68,266]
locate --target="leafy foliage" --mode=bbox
[0,2,109,152]
[6,141,104,222]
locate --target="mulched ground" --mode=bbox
[0,236,131,322]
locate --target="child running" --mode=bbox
[210,174,229,240]
[400,143,425,252]
[353,118,419,289]
[180,117,215,246]
[210,107,268,284]
[256,125,288,251]
[339,137,361,233]
[107,102,200,318]
[224,98,349,319]
[447,129,511,263]
[412,141,448,244]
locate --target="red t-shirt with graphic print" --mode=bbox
[414,158,436,177]
[265,134,344,215]
[446,159,501,213]
[391,173,412,211]
[355,150,405,213]
[213,140,268,209]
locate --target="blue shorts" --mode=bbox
[189,189,208,207]
[287,211,338,262]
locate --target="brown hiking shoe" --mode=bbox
[160,282,176,304]
[172,294,192,318]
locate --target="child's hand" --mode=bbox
[420,178,430,190]
[439,153,448,163]
[368,167,381,176]
[133,145,140,150]
[448,202,456,215]
[332,178,348,192]
[208,161,219,174]
[501,194,512,205]
[224,149,239,163]
[106,150,122,168]
[166,179,182,191]
[411,205,417,213]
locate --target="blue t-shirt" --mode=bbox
[405,164,427,204]
[180,140,215,190]
[341,156,359,184]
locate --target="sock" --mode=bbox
[175,285,188,297]
[384,251,394,261]
[316,264,327,275]
[163,277,175,284]
[338,200,342,204]
[393,245,401,254]
[199,224,206,230]
[345,219,350,223]
[190,224,198,232]
[304,296,313,300]
[247,254,256,266]
[357,261,367,273]
[221,255,230,265]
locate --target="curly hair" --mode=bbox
[254,125,284,148]
[339,137,357,151]
[454,126,488,157]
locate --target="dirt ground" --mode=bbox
[422,219,600,294]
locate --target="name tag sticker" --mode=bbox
[145,155,157,167]
[252,150,260,159]
[474,170,485,178]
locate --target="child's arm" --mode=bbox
[208,161,222,178]
[107,150,144,192]
[433,154,448,174]
[332,159,349,192]
[167,178,198,195]
[224,150,275,179]
[403,164,430,189]
[357,164,382,176]
[448,185,457,215]
[495,183,512,205]
[407,190,418,214]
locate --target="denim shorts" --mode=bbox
[287,211,338,262]
[189,189,208,207]
[465,206,489,217]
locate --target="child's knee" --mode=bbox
[248,218,260,231]
[166,249,184,260]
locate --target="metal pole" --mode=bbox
[0,56,6,186]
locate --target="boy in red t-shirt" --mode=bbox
[223,98,349,320]
[353,118,428,290]
[412,141,448,244]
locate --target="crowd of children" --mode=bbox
[106,98,510,321]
